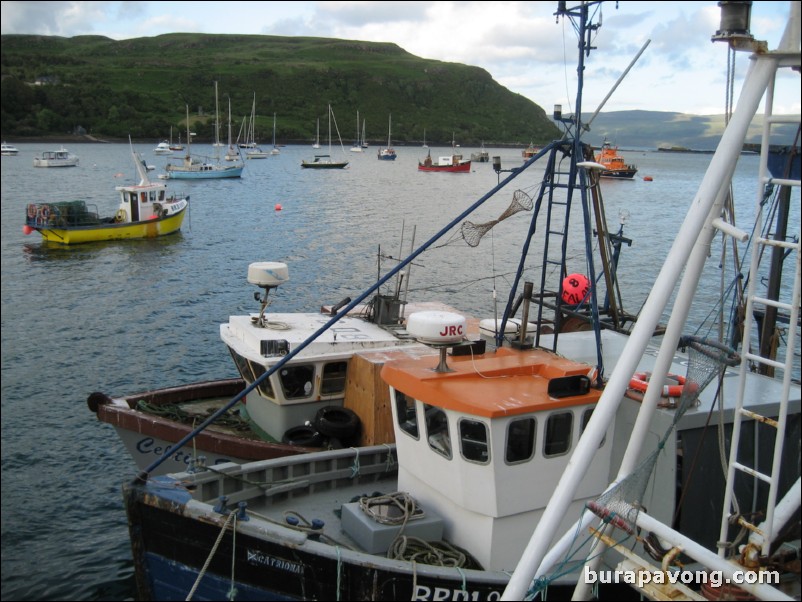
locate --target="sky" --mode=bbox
[1,1,799,116]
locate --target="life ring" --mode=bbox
[629,371,685,397]
[114,209,127,223]
[27,204,37,219]
[39,204,51,221]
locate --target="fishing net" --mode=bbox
[461,190,534,247]
[586,335,741,535]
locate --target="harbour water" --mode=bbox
[1,141,795,600]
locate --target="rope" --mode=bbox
[186,510,237,601]
[227,514,238,601]
[359,492,423,526]
[387,535,469,567]
[350,447,360,478]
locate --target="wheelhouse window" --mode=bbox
[248,362,275,400]
[544,412,573,457]
[424,405,451,459]
[279,364,315,399]
[320,361,347,395]
[459,419,490,464]
[581,408,605,447]
[228,349,255,382]
[506,417,536,464]
[395,391,419,439]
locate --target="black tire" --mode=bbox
[281,425,325,447]
[313,406,360,439]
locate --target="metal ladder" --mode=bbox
[718,72,801,557]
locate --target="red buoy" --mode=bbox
[561,273,589,305]
[275,203,282,211]
[643,176,653,181]
[22,225,33,235]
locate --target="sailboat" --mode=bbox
[269,113,280,156]
[164,97,245,180]
[226,99,246,161]
[361,118,369,149]
[244,95,269,159]
[377,113,397,160]
[168,126,184,151]
[312,118,321,149]
[422,128,428,149]
[212,81,224,147]
[301,105,349,169]
[350,110,364,153]
[122,2,800,600]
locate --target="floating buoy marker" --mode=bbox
[275,203,282,211]
[561,273,589,305]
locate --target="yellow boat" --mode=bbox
[24,146,189,245]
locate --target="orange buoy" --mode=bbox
[22,225,33,235]
[561,273,589,305]
[643,176,653,181]
[275,203,282,211]
[629,371,686,397]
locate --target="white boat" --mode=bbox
[377,113,397,160]
[152,140,172,155]
[312,118,321,149]
[244,95,270,159]
[121,3,801,600]
[164,99,245,180]
[32,146,79,168]
[1,141,19,156]
[269,112,280,155]
[350,110,364,152]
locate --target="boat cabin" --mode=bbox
[221,262,429,443]
[380,311,613,572]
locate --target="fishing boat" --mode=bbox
[471,142,490,162]
[377,114,397,160]
[522,141,541,159]
[302,105,349,169]
[24,143,188,244]
[417,150,472,173]
[164,102,244,179]
[418,137,471,173]
[89,259,476,475]
[32,146,79,167]
[1,141,19,156]
[594,138,638,179]
[121,3,800,601]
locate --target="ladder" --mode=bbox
[718,69,801,558]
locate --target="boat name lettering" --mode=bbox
[439,325,464,338]
[412,585,501,601]
[246,550,303,574]
[135,437,231,467]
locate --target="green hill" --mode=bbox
[0,33,561,145]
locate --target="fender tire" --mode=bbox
[281,425,325,447]
[313,406,360,440]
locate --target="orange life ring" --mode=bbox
[629,371,685,397]
[39,204,51,221]
[27,204,37,219]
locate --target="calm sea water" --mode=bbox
[1,141,795,600]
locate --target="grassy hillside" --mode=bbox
[0,33,561,145]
